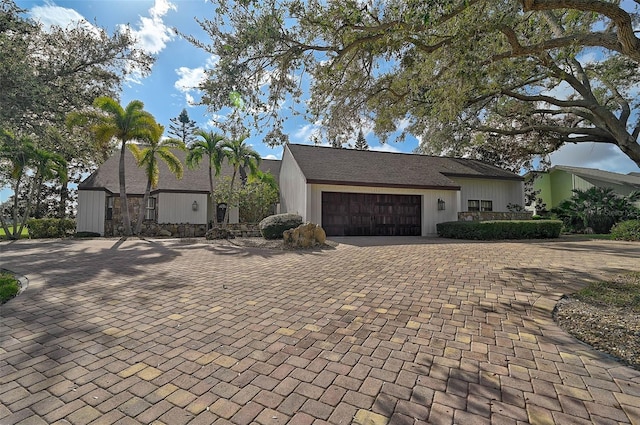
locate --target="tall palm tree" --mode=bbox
[186,130,226,227]
[67,97,157,236]
[31,149,67,219]
[129,124,184,235]
[0,130,36,239]
[221,135,261,226]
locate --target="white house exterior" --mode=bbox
[279,144,524,236]
[77,143,524,237]
[76,150,279,236]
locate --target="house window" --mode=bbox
[468,200,480,211]
[481,200,493,211]
[106,197,113,220]
[145,197,156,221]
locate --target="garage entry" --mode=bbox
[322,192,421,236]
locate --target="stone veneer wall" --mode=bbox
[105,196,263,237]
[457,211,533,222]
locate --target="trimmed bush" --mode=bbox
[259,213,303,239]
[611,220,640,241]
[437,220,562,240]
[26,218,76,239]
[75,231,101,238]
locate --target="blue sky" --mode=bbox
[9,0,640,173]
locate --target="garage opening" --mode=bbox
[321,192,421,236]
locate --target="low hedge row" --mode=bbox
[437,220,562,240]
[26,218,76,239]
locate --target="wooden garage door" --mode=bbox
[322,192,421,236]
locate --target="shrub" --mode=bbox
[259,213,303,239]
[75,231,101,238]
[437,220,562,240]
[0,272,20,304]
[26,218,76,239]
[610,220,640,241]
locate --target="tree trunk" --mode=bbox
[34,176,44,219]
[119,141,132,236]
[59,182,68,219]
[135,179,152,236]
[222,168,237,228]
[209,163,216,228]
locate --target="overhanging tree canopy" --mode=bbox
[190,0,640,169]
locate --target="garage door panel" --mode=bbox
[322,192,421,236]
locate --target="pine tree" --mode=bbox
[168,109,197,146]
[354,129,369,150]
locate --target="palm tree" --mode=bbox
[221,135,261,226]
[0,130,36,239]
[129,124,184,235]
[186,130,226,227]
[31,149,67,219]
[67,97,157,236]
[0,129,67,238]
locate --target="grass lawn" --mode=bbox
[575,272,640,311]
[0,226,29,239]
[564,233,612,240]
[0,272,20,303]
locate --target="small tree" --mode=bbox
[354,129,369,151]
[239,173,279,223]
[168,109,197,147]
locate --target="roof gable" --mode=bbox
[285,144,522,189]
[79,149,281,194]
[553,166,640,189]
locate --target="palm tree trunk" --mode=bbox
[135,179,152,235]
[119,142,132,236]
[11,174,22,239]
[34,176,44,219]
[59,182,68,219]
[209,163,216,228]
[223,168,237,228]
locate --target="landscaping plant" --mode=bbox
[0,272,19,304]
[610,220,640,241]
[551,188,640,234]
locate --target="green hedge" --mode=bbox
[610,220,640,241]
[436,220,562,240]
[26,218,76,239]
[259,213,303,239]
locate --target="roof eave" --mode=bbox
[306,179,461,190]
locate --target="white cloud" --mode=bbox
[263,154,278,160]
[175,67,207,93]
[173,56,218,105]
[119,0,176,55]
[549,143,640,174]
[28,0,99,33]
[293,124,320,143]
[370,143,402,153]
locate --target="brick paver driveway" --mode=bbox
[1,237,640,425]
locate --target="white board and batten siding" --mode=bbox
[278,147,308,218]
[77,190,106,235]
[156,193,208,224]
[450,177,524,211]
[307,184,459,236]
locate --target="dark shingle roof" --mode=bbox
[79,149,281,195]
[286,144,522,189]
[553,166,640,189]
